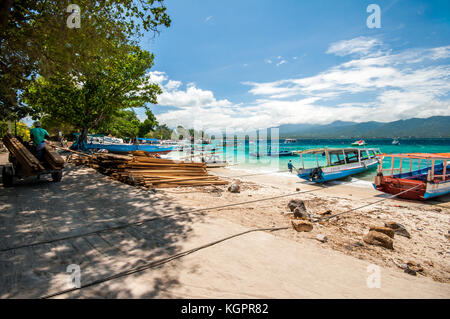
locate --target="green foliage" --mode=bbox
[0,121,30,141]
[137,109,159,137]
[94,109,141,139]
[23,45,161,137]
[0,0,171,121]
[146,124,173,140]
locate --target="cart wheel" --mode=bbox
[52,171,63,182]
[2,166,14,187]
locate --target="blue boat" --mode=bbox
[71,134,175,154]
[296,147,382,183]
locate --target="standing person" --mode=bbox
[288,160,294,173]
[30,121,50,160]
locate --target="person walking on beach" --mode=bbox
[30,121,49,160]
[288,160,294,173]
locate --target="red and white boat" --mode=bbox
[373,153,450,200]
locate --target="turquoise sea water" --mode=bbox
[174,138,450,181]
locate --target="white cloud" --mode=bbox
[148,38,450,132]
[265,59,273,64]
[205,16,213,22]
[276,60,287,67]
[326,36,383,57]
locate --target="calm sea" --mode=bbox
[186,138,450,182]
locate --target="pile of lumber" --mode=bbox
[2,134,44,174]
[69,152,228,188]
[44,145,65,170]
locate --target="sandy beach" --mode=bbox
[192,167,450,283]
[0,152,449,298]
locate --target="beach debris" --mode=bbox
[287,199,304,212]
[406,261,424,273]
[384,221,411,239]
[315,234,328,243]
[296,188,300,192]
[363,231,394,249]
[369,226,395,239]
[287,199,311,220]
[317,210,332,216]
[291,220,313,232]
[293,206,309,220]
[227,183,240,193]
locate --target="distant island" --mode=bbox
[276,116,450,139]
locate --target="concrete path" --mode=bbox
[0,159,448,298]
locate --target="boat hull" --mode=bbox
[83,143,174,154]
[373,164,450,200]
[298,160,378,183]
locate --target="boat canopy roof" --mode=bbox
[137,137,159,141]
[378,153,450,160]
[293,147,380,155]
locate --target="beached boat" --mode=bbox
[351,140,367,146]
[295,147,381,183]
[373,153,450,200]
[71,134,174,154]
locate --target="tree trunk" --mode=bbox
[77,128,89,150]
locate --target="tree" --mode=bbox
[1,0,170,122]
[137,109,159,137]
[147,124,173,140]
[94,110,141,139]
[24,45,161,146]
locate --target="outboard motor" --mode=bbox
[310,167,323,181]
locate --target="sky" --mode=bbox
[138,0,450,132]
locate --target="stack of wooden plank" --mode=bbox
[70,152,227,188]
[44,145,65,170]
[2,134,44,175]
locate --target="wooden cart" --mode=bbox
[2,134,64,187]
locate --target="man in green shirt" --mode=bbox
[30,121,49,159]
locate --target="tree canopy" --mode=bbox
[1,0,170,125]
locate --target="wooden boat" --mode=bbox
[351,140,367,146]
[373,153,450,200]
[71,134,174,154]
[296,147,381,183]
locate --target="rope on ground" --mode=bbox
[317,183,424,221]
[41,226,289,299]
[0,185,326,253]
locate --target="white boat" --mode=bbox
[284,139,297,144]
[392,139,400,145]
[351,140,367,146]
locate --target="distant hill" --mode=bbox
[277,116,450,138]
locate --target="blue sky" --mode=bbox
[138,0,450,132]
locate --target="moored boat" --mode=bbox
[296,147,381,183]
[392,138,400,145]
[284,139,297,144]
[373,153,450,200]
[351,139,367,146]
